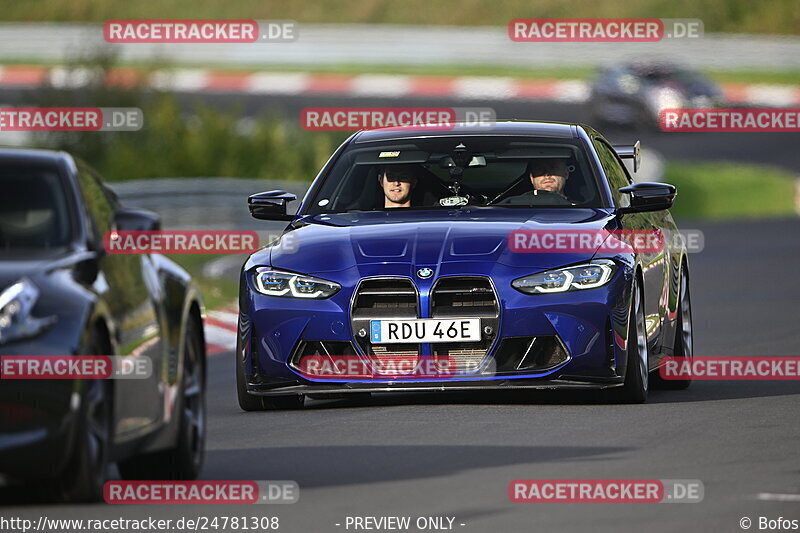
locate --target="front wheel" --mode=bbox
[50,328,112,502]
[610,278,649,404]
[658,268,693,390]
[53,380,112,502]
[118,318,206,480]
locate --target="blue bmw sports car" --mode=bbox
[236,121,692,408]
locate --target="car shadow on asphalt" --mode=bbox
[646,379,800,404]
[295,379,800,409]
[202,443,630,488]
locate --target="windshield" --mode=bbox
[306,136,605,215]
[0,164,74,252]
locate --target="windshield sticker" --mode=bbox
[379,151,401,158]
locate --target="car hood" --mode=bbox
[0,258,56,289]
[250,208,620,274]
[0,249,88,290]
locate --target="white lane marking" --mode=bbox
[247,72,309,94]
[453,77,517,100]
[150,69,209,92]
[553,80,591,103]
[746,84,800,107]
[757,492,800,502]
[351,74,411,97]
[49,66,94,88]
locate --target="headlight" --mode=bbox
[0,278,56,345]
[253,268,341,299]
[512,260,616,294]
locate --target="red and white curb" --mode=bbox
[204,307,238,355]
[0,64,798,106]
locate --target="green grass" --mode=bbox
[3,0,798,34]
[664,161,796,219]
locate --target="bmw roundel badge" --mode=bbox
[417,268,433,279]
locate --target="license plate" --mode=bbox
[370,318,481,344]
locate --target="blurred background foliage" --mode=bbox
[3,0,798,35]
[28,55,799,220]
[32,55,348,181]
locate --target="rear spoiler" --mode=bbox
[613,140,641,173]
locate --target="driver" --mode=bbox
[379,164,418,208]
[528,158,570,199]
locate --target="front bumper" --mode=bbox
[241,263,634,395]
[0,379,80,480]
[246,375,624,396]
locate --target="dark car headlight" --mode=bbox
[0,278,57,345]
[512,260,616,294]
[253,268,341,299]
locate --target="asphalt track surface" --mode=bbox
[3,92,800,532]
[2,220,799,532]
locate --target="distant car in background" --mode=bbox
[589,61,724,128]
[0,149,207,501]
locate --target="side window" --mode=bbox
[593,139,631,208]
[76,164,115,243]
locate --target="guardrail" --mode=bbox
[110,177,310,230]
[0,23,799,70]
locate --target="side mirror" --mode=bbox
[618,182,676,214]
[248,190,297,221]
[114,207,161,231]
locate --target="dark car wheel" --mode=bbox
[117,318,206,480]
[609,278,649,404]
[52,331,112,502]
[661,268,693,390]
[236,349,304,411]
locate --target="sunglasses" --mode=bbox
[384,172,416,181]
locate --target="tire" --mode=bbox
[52,330,112,502]
[236,347,304,411]
[118,317,206,480]
[610,278,649,404]
[661,268,693,390]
